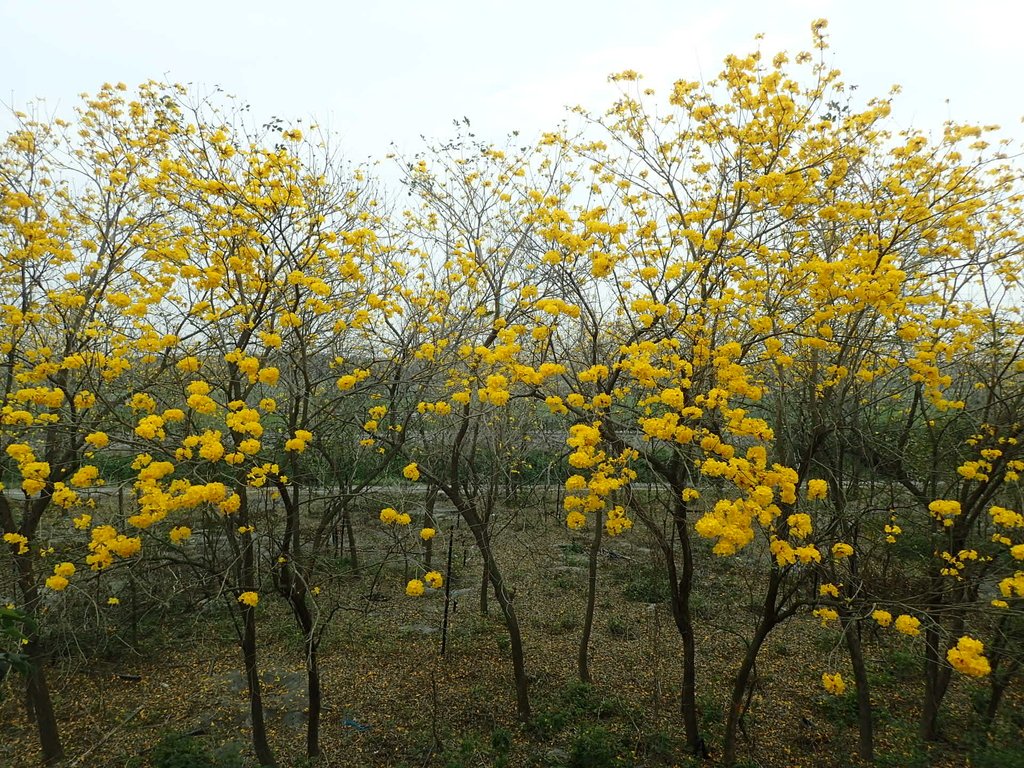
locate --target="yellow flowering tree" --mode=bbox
[0,84,188,764]
[541,19,1024,763]
[535,22,893,760]
[369,133,574,720]
[133,99,390,764]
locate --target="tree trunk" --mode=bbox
[242,604,276,767]
[722,620,772,767]
[424,484,438,569]
[984,678,1008,732]
[843,613,874,762]
[342,505,358,571]
[632,491,701,755]
[236,488,276,767]
[921,620,951,741]
[12,555,63,764]
[480,559,490,616]
[292,596,322,759]
[981,618,1019,733]
[578,514,603,683]
[462,502,530,719]
[24,637,63,765]
[722,569,786,767]
[672,508,700,756]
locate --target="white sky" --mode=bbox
[2,0,1023,160]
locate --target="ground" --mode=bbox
[0,500,1019,767]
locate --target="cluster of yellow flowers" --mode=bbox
[946,636,991,677]
[134,414,166,441]
[379,508,412,526]
[477,374,511,407]
[894,614,921,636]
[84,431,110,449]
[224,349,279,385]
[185,380,218,414]
[997,571,1024,601]
[821,672,846,695]
[562,434,636,536]
[284,429,313,453]
[336,367,371,391]
[246,463,282,488]
[813,607,838,626]
[939,549,980,579]
[225,406,264,440]
[44,562,75,591]
[86,525,141,570]
[6,443,50,495]
[566,423,604,469]
[832,542,854,558]
[404,570,444,597]
[806,479,828,500]
[3,532,29,555]
[928,499,961,527]
[416,400,453,417]
[884,521,902,544]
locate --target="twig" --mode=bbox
[69,704,144,767]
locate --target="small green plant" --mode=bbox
[885,648,919,681]
[698,694,723,731]
[491,726,512,768]
[528,682,630,743]
[569,726,624,768]
[0,606,33,680]
[621,566,669,603]
[817,688,859,728]
[636,730,678,764]
[556,615,579,633]
[148,732,244,768]
[873,717,930,768]
[444,736,482,768]
[528,709,568,741]
[963,722,1024,768]
[607,617,633,640]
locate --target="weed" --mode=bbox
[884,648,919,681]
[607,617,634,640]
[147,732,244,768]
[620,566,670,603]
[569,725,626,768]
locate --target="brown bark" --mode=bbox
[843,613,874,762]
[578,513,603,683]
[13,557,63,764]
[242,604,276,767]
[461,500,530,719]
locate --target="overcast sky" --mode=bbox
[2,0,1022,160]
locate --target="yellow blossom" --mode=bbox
[832,542,854,559]
[894,614,921,636]
[822,672,846,695]
[806,479,828,500]
[45,575,69,591]
[947,636,991,677]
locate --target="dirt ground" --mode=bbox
[0,505,1016,767]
